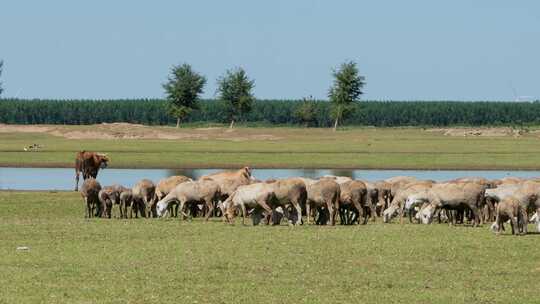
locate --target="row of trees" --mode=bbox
[163,61,364,130]
[163,65,255,129]
[0,59,365,129]
[2,98,540,127]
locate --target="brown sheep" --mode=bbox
[491,196,525,235]
[80,178,102,218]
[301,178,340,225]
[132,179,156,218]
[339,180,368,225]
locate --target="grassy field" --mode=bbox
[2,124,540,169]
[1,191,539,304]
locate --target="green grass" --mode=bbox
[1,191,539,303]
[2,125,540,169]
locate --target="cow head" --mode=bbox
[95,153,109,169]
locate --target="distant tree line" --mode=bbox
[1,98,540,127]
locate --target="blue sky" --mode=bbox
[0,0,538,100]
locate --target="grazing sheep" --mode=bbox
[119,189,133,219]
[301,178,340,225]
[223,182,274,225]
[132,179,156,218]
[80,178,102,218]
[338,180,368,225]
[490,196,525,235]
[155,175,192,217]
[156,179,221,221]
[264,178,307,226]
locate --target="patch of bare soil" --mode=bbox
[0,124,54,133]
[426,127,524,137]
[0,123,283,141]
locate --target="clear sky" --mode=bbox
[0,0,538,100]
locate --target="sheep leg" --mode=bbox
[293,202,303,225]
[520,208,528,235]
[306,202,311,225]
[204,199,214,222]
[327,201,335,226]
[241,203,247,226]
[369,204,377,222]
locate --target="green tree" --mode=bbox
[0,60,4,97]
[217,67,255,128]
[328,61,365,130]
[163,63,206,128]
[294,96,317,127]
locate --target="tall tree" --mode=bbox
[0,60,4,97]
[217,67,255,128]
[328,61,365,130]
[163,63,206,128]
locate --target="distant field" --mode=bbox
[1,191,539,304]
[2,124,540,169]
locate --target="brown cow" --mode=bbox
[74,151,109,191]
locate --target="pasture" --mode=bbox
[2,124,540,169]
[1,191,539,304]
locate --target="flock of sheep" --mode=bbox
[79,166,540,235]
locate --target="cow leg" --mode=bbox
[75,172,80,192]
[85,198,90,218]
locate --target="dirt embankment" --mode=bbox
[426,127,526,137]
[0,123,283,141]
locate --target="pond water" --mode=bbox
[1,167,540,191]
